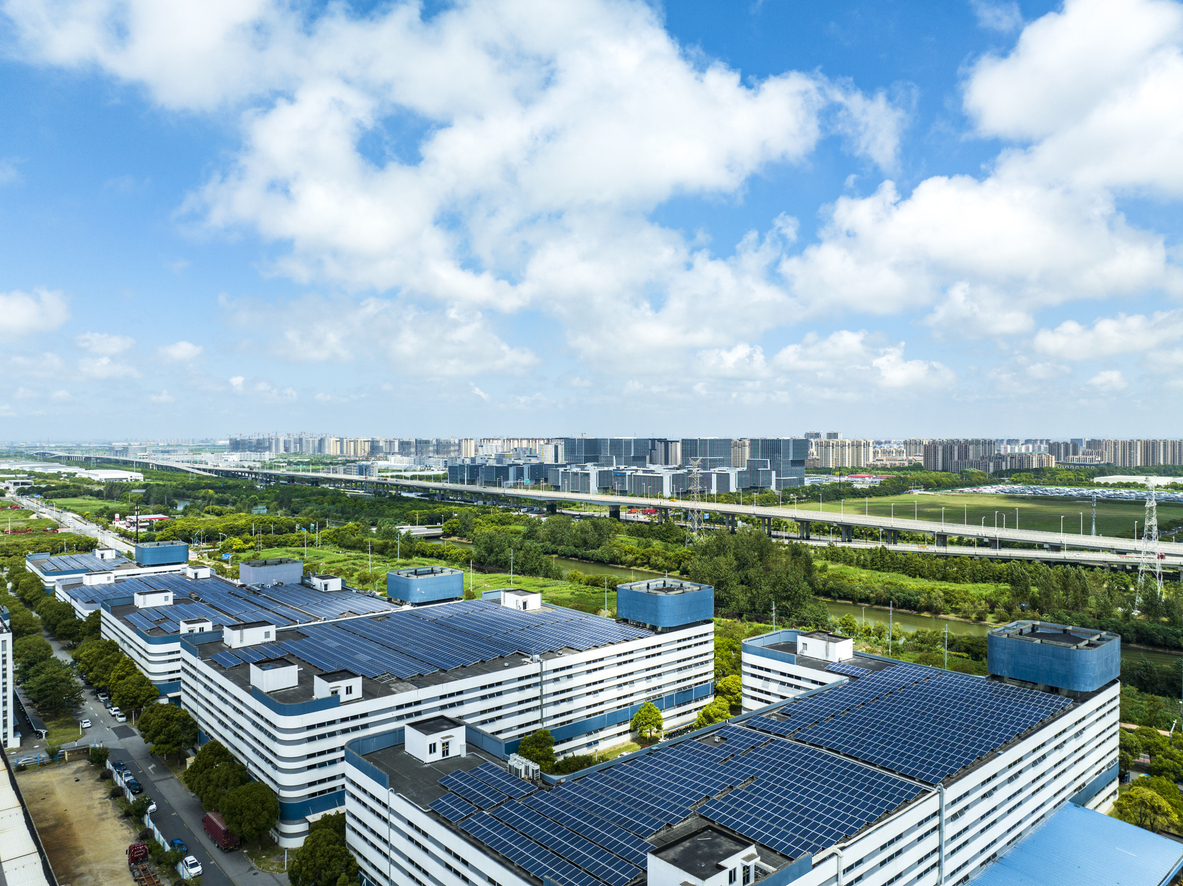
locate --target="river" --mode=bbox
[441,540,1182,669]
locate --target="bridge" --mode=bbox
[29,453,1180,572]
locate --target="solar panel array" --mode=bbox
[433,723,922,882]
[215,599,652,680]
[825,660,873,677]
[430,793,477,822]
[793,669,1072,783]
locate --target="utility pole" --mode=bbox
[604,576,608,618]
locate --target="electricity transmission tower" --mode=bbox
[688,458,705,538]
[1137,480,1163,609]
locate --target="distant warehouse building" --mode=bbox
[342,619,1156,886]
[179,579,715,845]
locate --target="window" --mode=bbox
[742,866,751,885]
[729,869,737,884]
[429,743,437,755]
[442,740,452,758]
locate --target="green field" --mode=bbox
[42,496,117,517]
[783,491,1181,538]
[238,544,615,614]
[823,562,1006,598]
[0,508,58,532]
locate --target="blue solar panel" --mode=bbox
[469,763,537,799]
[825,661,873,677]
[492,801,642,886]
[211,651,243,668]
[459,812,603,886]
[439,770,509,809]
[524,792,653,867]
[430,794,478,822]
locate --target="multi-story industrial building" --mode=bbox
[63,563,397,697]
[680,438,735,469]
[0,619,15,750]
[179,580,715,845]
[342,619,1164,886]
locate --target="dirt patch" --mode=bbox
[17,760,141,886]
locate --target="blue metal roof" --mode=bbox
[970,804,1183,886]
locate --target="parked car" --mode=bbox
[114,712,127,723]
[125,778,143,795]
[146,799,157,814]
[110,706,122,717]
[181,856,202,878]
[171,838,187,853]
[110,760,128,772]
[80,718,91,728]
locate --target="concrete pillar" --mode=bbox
[799,520,811,540]
[841,525,853,543]
[546,502,557,515]
[936,533,947,548]
[886,529,898,545]
[990,537,1001,550]
[658,508,669,523]
[727,515,737,534]
[763,516,772,536]
[609,505,620,521]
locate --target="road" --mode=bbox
[13,634,288,886]
[12,494,134,553]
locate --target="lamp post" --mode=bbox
[1060,515,1064,548]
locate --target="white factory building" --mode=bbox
[62,560,396,697]
[179,579,716,845]
[740,629,853,711]
[340,620,1179,886]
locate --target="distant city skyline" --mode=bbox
[2,0,1182,437]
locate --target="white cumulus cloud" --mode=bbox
[0,288,70,339]
[157,340,203,361]
[76,331,134,355]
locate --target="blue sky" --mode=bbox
[1,0,1181,441]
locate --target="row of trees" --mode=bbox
[182,740,279,848]
[73,639,161,713]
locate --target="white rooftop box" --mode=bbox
[307,574,342,592]
[82,572,116,586]
[224,622,276,649]
[133,589,173,609]
[502,590,542,611]
[405,716,466,764]
[313,670,362,701]
[250,659,298,693]
[797,631,855,663]
[179,618,212,634]
[94,548,119,561]
[184,565,212,580]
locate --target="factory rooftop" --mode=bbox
[66,571,395,633]
[197,598,654,696]
[377,658,1085,886]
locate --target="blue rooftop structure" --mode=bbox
[968,803,1183,886]
[988,620,1121,692]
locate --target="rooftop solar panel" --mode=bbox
[430,794,478,822]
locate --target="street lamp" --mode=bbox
[1059,515,1064,547]
[1015,507,1019,531]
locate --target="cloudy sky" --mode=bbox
[1,0,1181,440]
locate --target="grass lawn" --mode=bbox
[242,835,288,873]
[44,496,116,518]
[243,544,617,614]
[822,562,1007,598]
[784,491,1183,538]
[0,509,58,532]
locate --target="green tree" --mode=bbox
[630,702,663,741]
[716,675,743,711]
[13,636,53,674]
[1112,785,1179,832]
[139,705,198,761]
[693,697,732,729]
[5,604,41,640]
[89,745,110,767]
[222,782,279,849]
[836,614,859,637]
[517,729,556,773]
[183,741,250,811]
[289,827,358,886]
[23,658,82,718]
[112,671,161,714]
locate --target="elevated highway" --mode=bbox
[30,453,1181,572]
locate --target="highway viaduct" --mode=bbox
[30,451,1182,575]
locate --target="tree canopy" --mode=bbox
[183,740,250,812]
[23,658,82,719]
[517,729,556,772]
[222,782,279,848]
[630,702,663,741]
[688,529,815,621]
[139,704,198,760]
[290,817,358,886]
[1112,785,1179,832]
